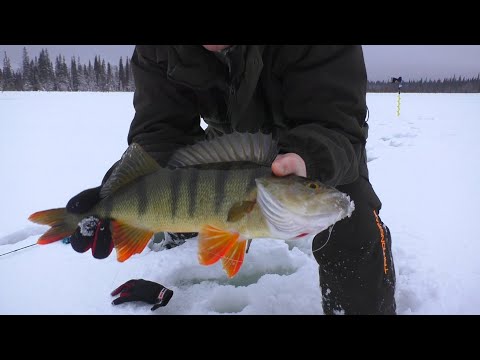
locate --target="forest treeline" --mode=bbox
[1,48,479,92]
[1,48,134,92]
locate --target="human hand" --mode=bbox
[65,186,114,259]
[271,153,307,177]
[111,279,174,311]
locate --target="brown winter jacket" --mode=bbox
[125,45,379,207]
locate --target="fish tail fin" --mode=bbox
[28,208,78,244]
[110,220,154,262]
[198,225,247,278]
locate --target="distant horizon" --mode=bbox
[1,45,479,82]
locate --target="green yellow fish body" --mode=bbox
[92,166,271,237]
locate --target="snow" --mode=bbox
[0,91,479,315]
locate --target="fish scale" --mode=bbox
[104,166,269,234]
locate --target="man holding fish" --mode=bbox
[30,45,396,315]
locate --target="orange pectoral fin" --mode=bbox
[198,225,239,266]
[110,221,154,262]
[222,239,247,278]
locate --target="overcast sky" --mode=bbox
[1,45,479,81]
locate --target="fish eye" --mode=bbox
[306,182,319,190]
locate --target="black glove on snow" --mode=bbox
[66,186,114,259]
[111,279,174,311]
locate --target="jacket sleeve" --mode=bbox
[275,45,368,186]
[126,45,204,166]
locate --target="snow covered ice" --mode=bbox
[1,92,479,315]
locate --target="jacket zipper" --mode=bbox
[227,83,236,121]
[226,57,236,122]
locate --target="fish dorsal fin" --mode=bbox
[100,143,161,199]
[167,132,278,168]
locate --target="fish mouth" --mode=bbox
[256,183,353,239]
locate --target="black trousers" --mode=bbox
[312,177,396,315]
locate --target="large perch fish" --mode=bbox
[29,132,354,278]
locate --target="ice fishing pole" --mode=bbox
[0,243,37,257]
[392,76,403,116]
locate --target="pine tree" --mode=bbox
[113,64,120,91]
[99,59,107,91]
[63,56,70,90]
[77,60,87,91]
[118,57,125,91]
[110,62,119,91]
[30,58,40,91]
[81,63,86,90]
[96,55,101,88]
[125,57,134,91]
[14,71,24,91]
[71,57,78,91]
[86,61,94,91]
[125,57,130,90]
[2,52,15,91]
[38,48,55,90]
[46,49,55,90]
[106,62,114,91]
[22,47,33,91]
[55,55,70,91]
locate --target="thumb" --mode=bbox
[272,153,306,177]
[112,294,138,306]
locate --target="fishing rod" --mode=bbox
[0,243,37,257]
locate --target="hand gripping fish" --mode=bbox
[28,132,354,278]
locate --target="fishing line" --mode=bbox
[0,243,37,257]
[311,212,342,254]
